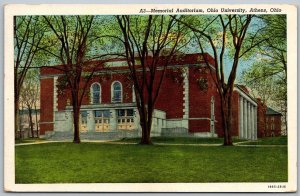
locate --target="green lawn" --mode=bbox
[15,142,287,183]
[241,136,287,145]
[115,136,246,144]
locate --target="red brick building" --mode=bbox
[39,53,280,139]
[265,107,282,136]
[255,99,282,137]
[256,98,267,138]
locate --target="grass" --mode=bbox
[115,136,246,144]
[15,142,287,183]
[241,136,287,145]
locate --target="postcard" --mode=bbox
[4,4,297,192]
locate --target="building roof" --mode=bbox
[235,84,257,104]
[40,53,216,76]
[266,107,282,116]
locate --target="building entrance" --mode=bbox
[94,110,110,132]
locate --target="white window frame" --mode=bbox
[132,85,136,103]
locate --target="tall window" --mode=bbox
[132,85,136,103]
[271,117,275,130]
[210,96,215,133]
[112,81,122,103]
[91,83,101,104]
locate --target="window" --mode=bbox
[210,96,215,133]
[117,109,125,117]
[271,122,275,131]
[80,111,88,124]
[112,81,122,103]
[127,109,134,116]
[132,85,136,102]
[117,109,135,130]
[117,109,133,117]
[94,110,110,132]
[94,110,110,118]
[91,83,101,104]
[80,111,88,132]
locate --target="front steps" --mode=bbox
[45,130,140,141]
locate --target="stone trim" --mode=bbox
[53,77,58,112]
[193,132,218,138]
[182,67,189,128]
[67,103,137,110]
[40,74,64,79]
[40,63,216,78]
[235,87,257,106]
[39,122,54,124]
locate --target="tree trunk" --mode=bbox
[28,106,34,138]
[34,103,39,138]
[140,126,152,145]
[21,102,25,139]
[139,108,152,145]
[72,95,81,143]
[15,65,20,139]
[15,97,20,139]
[221,96,233,146]
[223,115,233,146]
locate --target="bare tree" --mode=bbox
[116,15,184,144]
[42,15,116,143]
[175,15,266,145]
[34,85,40,137]
[14,16,46,138]
[19,70,39,138]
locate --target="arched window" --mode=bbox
[91,83,101,104]
[210,96,215,133]
[112,81,122,103]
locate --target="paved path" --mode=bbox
[15,141,69,146]
[15,140,115,146]
[15,140,287,147]
[234,144,287,147]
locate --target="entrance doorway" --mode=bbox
[94,110,110,132]
[117,109,135,130]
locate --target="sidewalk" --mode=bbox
[15,140,287,147]
[15,139,115,146]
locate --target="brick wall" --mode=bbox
[40,53,255,137]
[231,91,239,137]
[265,115,282,136]
[40,78,54,134]
[188,66,222,133]
[155,69,184,119]
[257,99,267,137]
[274,116,282,136]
